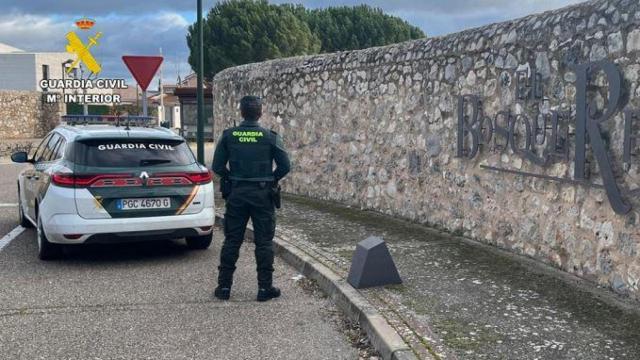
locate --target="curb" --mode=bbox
[215,215,417,360]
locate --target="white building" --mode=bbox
[0,42,75,93]
[149,84,181,128]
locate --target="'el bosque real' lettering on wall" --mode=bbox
[457,60,639,215]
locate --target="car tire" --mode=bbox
[37,216,62,260]
[186,233,213,250]
[17,189,34,228]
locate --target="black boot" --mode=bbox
[257,286,281,302]
[214,286,231,300]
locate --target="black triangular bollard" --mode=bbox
[347,236,402,289]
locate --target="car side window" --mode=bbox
[32,134,52,162]
[52,138,66,161]
[39,133,61,163]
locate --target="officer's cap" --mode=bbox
[240,96,262,111]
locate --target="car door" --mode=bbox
[28,133,62,220]
[23,134,52,220]
[38,133,65,196]
[34,133,63,206]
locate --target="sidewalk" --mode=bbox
[275,194,640,359]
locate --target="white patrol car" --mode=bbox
[11,115,215,260]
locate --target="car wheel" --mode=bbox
[17,191,34,228]
[186,233,213,250]
[37,216,62,260]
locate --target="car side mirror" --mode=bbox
[10,151,30,163]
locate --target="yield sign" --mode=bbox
[122,55,163,91]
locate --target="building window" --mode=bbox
[42,64,50,92]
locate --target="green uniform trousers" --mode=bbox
[218,182,276,288]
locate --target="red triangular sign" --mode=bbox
[122,55,163,91]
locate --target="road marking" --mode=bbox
[0,226,25,252]
[0,203,18,208]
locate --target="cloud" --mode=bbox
[96,12,192,84]
[0,11,192,83]
[270,0,582,35]
[1,0,582,29]
[0,0,218,16]
[0,0,582,83]
[0,13,68,52]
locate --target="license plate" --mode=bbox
[117,197,171,210]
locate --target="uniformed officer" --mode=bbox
[211,95,291,302]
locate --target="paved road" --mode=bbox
[0,164,357,360]
[0,163,24,236]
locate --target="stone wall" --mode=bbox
[0,90,62,140]
[212,0,640,300]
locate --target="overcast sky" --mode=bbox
[0,0,581,85]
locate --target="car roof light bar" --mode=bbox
[61,115,156,128]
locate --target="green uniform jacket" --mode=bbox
[212,120,290,182]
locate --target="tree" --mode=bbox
[187,0,320,79]
[187,1,426,78]
[304,5,425,53]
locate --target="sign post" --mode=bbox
[196,0,205,164]
[122,55,163,117]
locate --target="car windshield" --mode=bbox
[74,139,196,167]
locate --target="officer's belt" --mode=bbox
[231,179,274,188]
[229,176,274,182]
